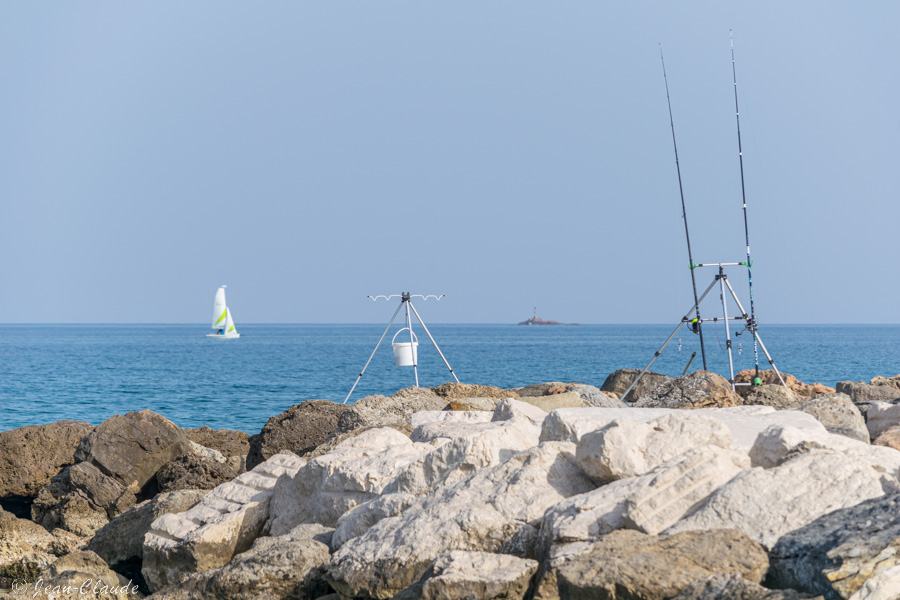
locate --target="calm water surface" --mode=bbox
[1,324,897,433]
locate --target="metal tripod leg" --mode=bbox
[619,276,720,402]
[408,300,460,383]
[722,278,787,388]
[343,301,405,404]
[405,301,419,388]
[718,270,736,389]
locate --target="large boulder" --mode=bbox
[552,529,768,600]
[666,452,898,548]
[327,442,595,599]
[633,370,742,409]
[672,575,823,600]
[153,453,240,493]
[146,524,332,600]
[247,400,348,469]
[404,551,538,600]
[836,375,900,408]
[335,387,448,436]
[600,369,673,403]
[768,492,900,600]
[540,405,826,449]
[28,550,137,600]
[267,428,433,535]
[31,462,137,536]
[74,410,193,492]
[736,370,834,399]
[574,413,732,484]
[749,424,900,478]
[0,507,79,585]
[183,426,249,473]
[800,393,869,442]
[0,420,94,504]
[511,382,624,409]
[332,492,419,552]
[744,384,805,410]
[87,490,206,576]
[433,382,516,400]
[873,426,900,451]
[865,402,900,441]
[142,452,305,592]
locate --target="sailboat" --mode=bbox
[206,285,240,339]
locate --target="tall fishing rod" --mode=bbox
[730,31,761,382]
[660,45,708,370]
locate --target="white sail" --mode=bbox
[212,286,227,329]
[225,307,238,336]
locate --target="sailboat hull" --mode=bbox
[206,333,241,339]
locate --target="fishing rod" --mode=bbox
[730,31,761,384]
[660,45,708,370]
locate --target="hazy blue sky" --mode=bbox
[1,2,896,324]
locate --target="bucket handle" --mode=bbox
[392,327,419,345]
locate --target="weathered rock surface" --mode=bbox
[666,452,898,548]
[672,574,824,600]
[412,410,494,428]
[800,393,869,442]
[873,425,900,451]
[574,413,732,483]
[600,369,673,403]
[847,565,900,600]
[736,370,835,399]
[553,529,768,600]
[335,387,447,436]
[768,492,900,600]
[268,428,433,535]
[634,370,742,409]
[0,420,94,501]
[332,492,418,551]
[28,550,136,599]
[0,507,78,582]
[142,452,305,591]
[541,405,825,449]
[31,462,137,536]
[327,442,595,599]
[154,453,239,493]
[247,400,348,469]
[511,382,624,408]
[749,424,900,479]
[74,410,193,491]
[146,524,332,600]
[866,402,900,441]
[409,551,538,600]
[433,382,516,400]
[445,397,503,411]
[184,426,249,459]
[836,376,900,407]
[744,385,805,410]
[87,489,206,571]
[391,409,542,496]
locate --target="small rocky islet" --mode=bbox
[2,372,900,599]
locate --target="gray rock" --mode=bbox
[87,489,206,569]
[744,385,805,410]
[672,575,823,600]
[836,377,900,407]
[335,387,447,436]
[412,551,538,600]
[634,370,742,409]
[0,420,94,502]
[146,524,332,600]
[433,383,516,400]
[31,462,137,536]
[74,410,193,491]
[183,426,250,459]
[768,492,900,600]
[600,369,673,403]
[154,453,239,493]
[247,400,349,469]
[799,393,868,442]
[509,382,624,408]
[553,529,768,600]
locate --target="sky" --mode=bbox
[1,2,897,324]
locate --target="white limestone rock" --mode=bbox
[267,427,433,536]
[574,413,732,483]
[848,564,900,600]
[541,405,825,449]
[389,415,541,496]
[750,424,900,479]
[417,551,539,600]
[327,442,595,600]
[665,451,899,548]
[141,452,305,592]
[410,410,493,430]
[493,398,550,426]
[621,446,749,535]
[331,492,418,551]
[867,402,900,440]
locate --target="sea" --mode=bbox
[1,324,898,434]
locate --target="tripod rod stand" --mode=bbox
[620,265,786,403]
[343,293,459,404]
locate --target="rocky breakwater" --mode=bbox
[3,373,900,599]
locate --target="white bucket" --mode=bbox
[392,328,419,367]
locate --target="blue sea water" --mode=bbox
[1,324,898,434]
